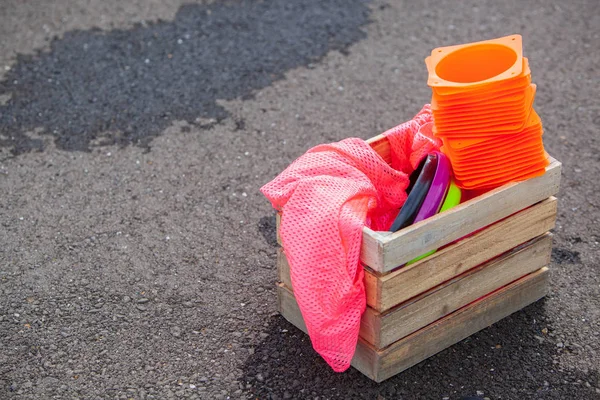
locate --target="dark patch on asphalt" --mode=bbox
[567,235,583,244]
[242,300,600,399]
[0,0,371,155]
[258,215,278,248]
[551,247,581,264]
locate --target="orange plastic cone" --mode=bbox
[425,34,548,190]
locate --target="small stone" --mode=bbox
[556,342,564,348]
[137,298,150,304]
[183,301,193,308]
[42,377,59,386]
[123,296,131,303]
[256,373,264,382]
[283,391,292,399]
[136,305,147,311]
[534,335,545,343]
[170,327,182,338]
[542,327,548,334]
[476,390,484,396]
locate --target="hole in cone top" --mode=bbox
[435,44,517,83]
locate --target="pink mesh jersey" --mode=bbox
[261,105,439,371]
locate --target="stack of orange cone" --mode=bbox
[425,35,548,190]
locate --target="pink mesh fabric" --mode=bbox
[383,105,439,175]
[261,105,438,372]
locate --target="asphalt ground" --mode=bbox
[0,1,599,399]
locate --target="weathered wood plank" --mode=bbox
[365,133,391,165]
[277,248,292,288]
[360,158,561,272]
[362,234,551,348]
[276,212,282,246]
[376,267,549,382]
[372,196,556,311]
[278,267,549,382]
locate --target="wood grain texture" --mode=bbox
[371,196,557,311]
[278,197,556,312]
[277,248,291,288]
[360,158,561,272]
[361,234,552,348]
[366,133,391,165]
[278,267,549,382]
[376,266,549,382]
[276,212,282,246]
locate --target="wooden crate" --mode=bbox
[275,133,561,382]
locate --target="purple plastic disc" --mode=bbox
[413,151,451,223]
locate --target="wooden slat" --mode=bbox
[277,248,291,288]
[376,266,549,381]
[361,234,551,348]
[360,158,561,272]
[371,196,556,311]
[278,197,556,312]
[366,133,391,165]
[277,267,549,382]
[279,234,552,349]
[276,213,282,246]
